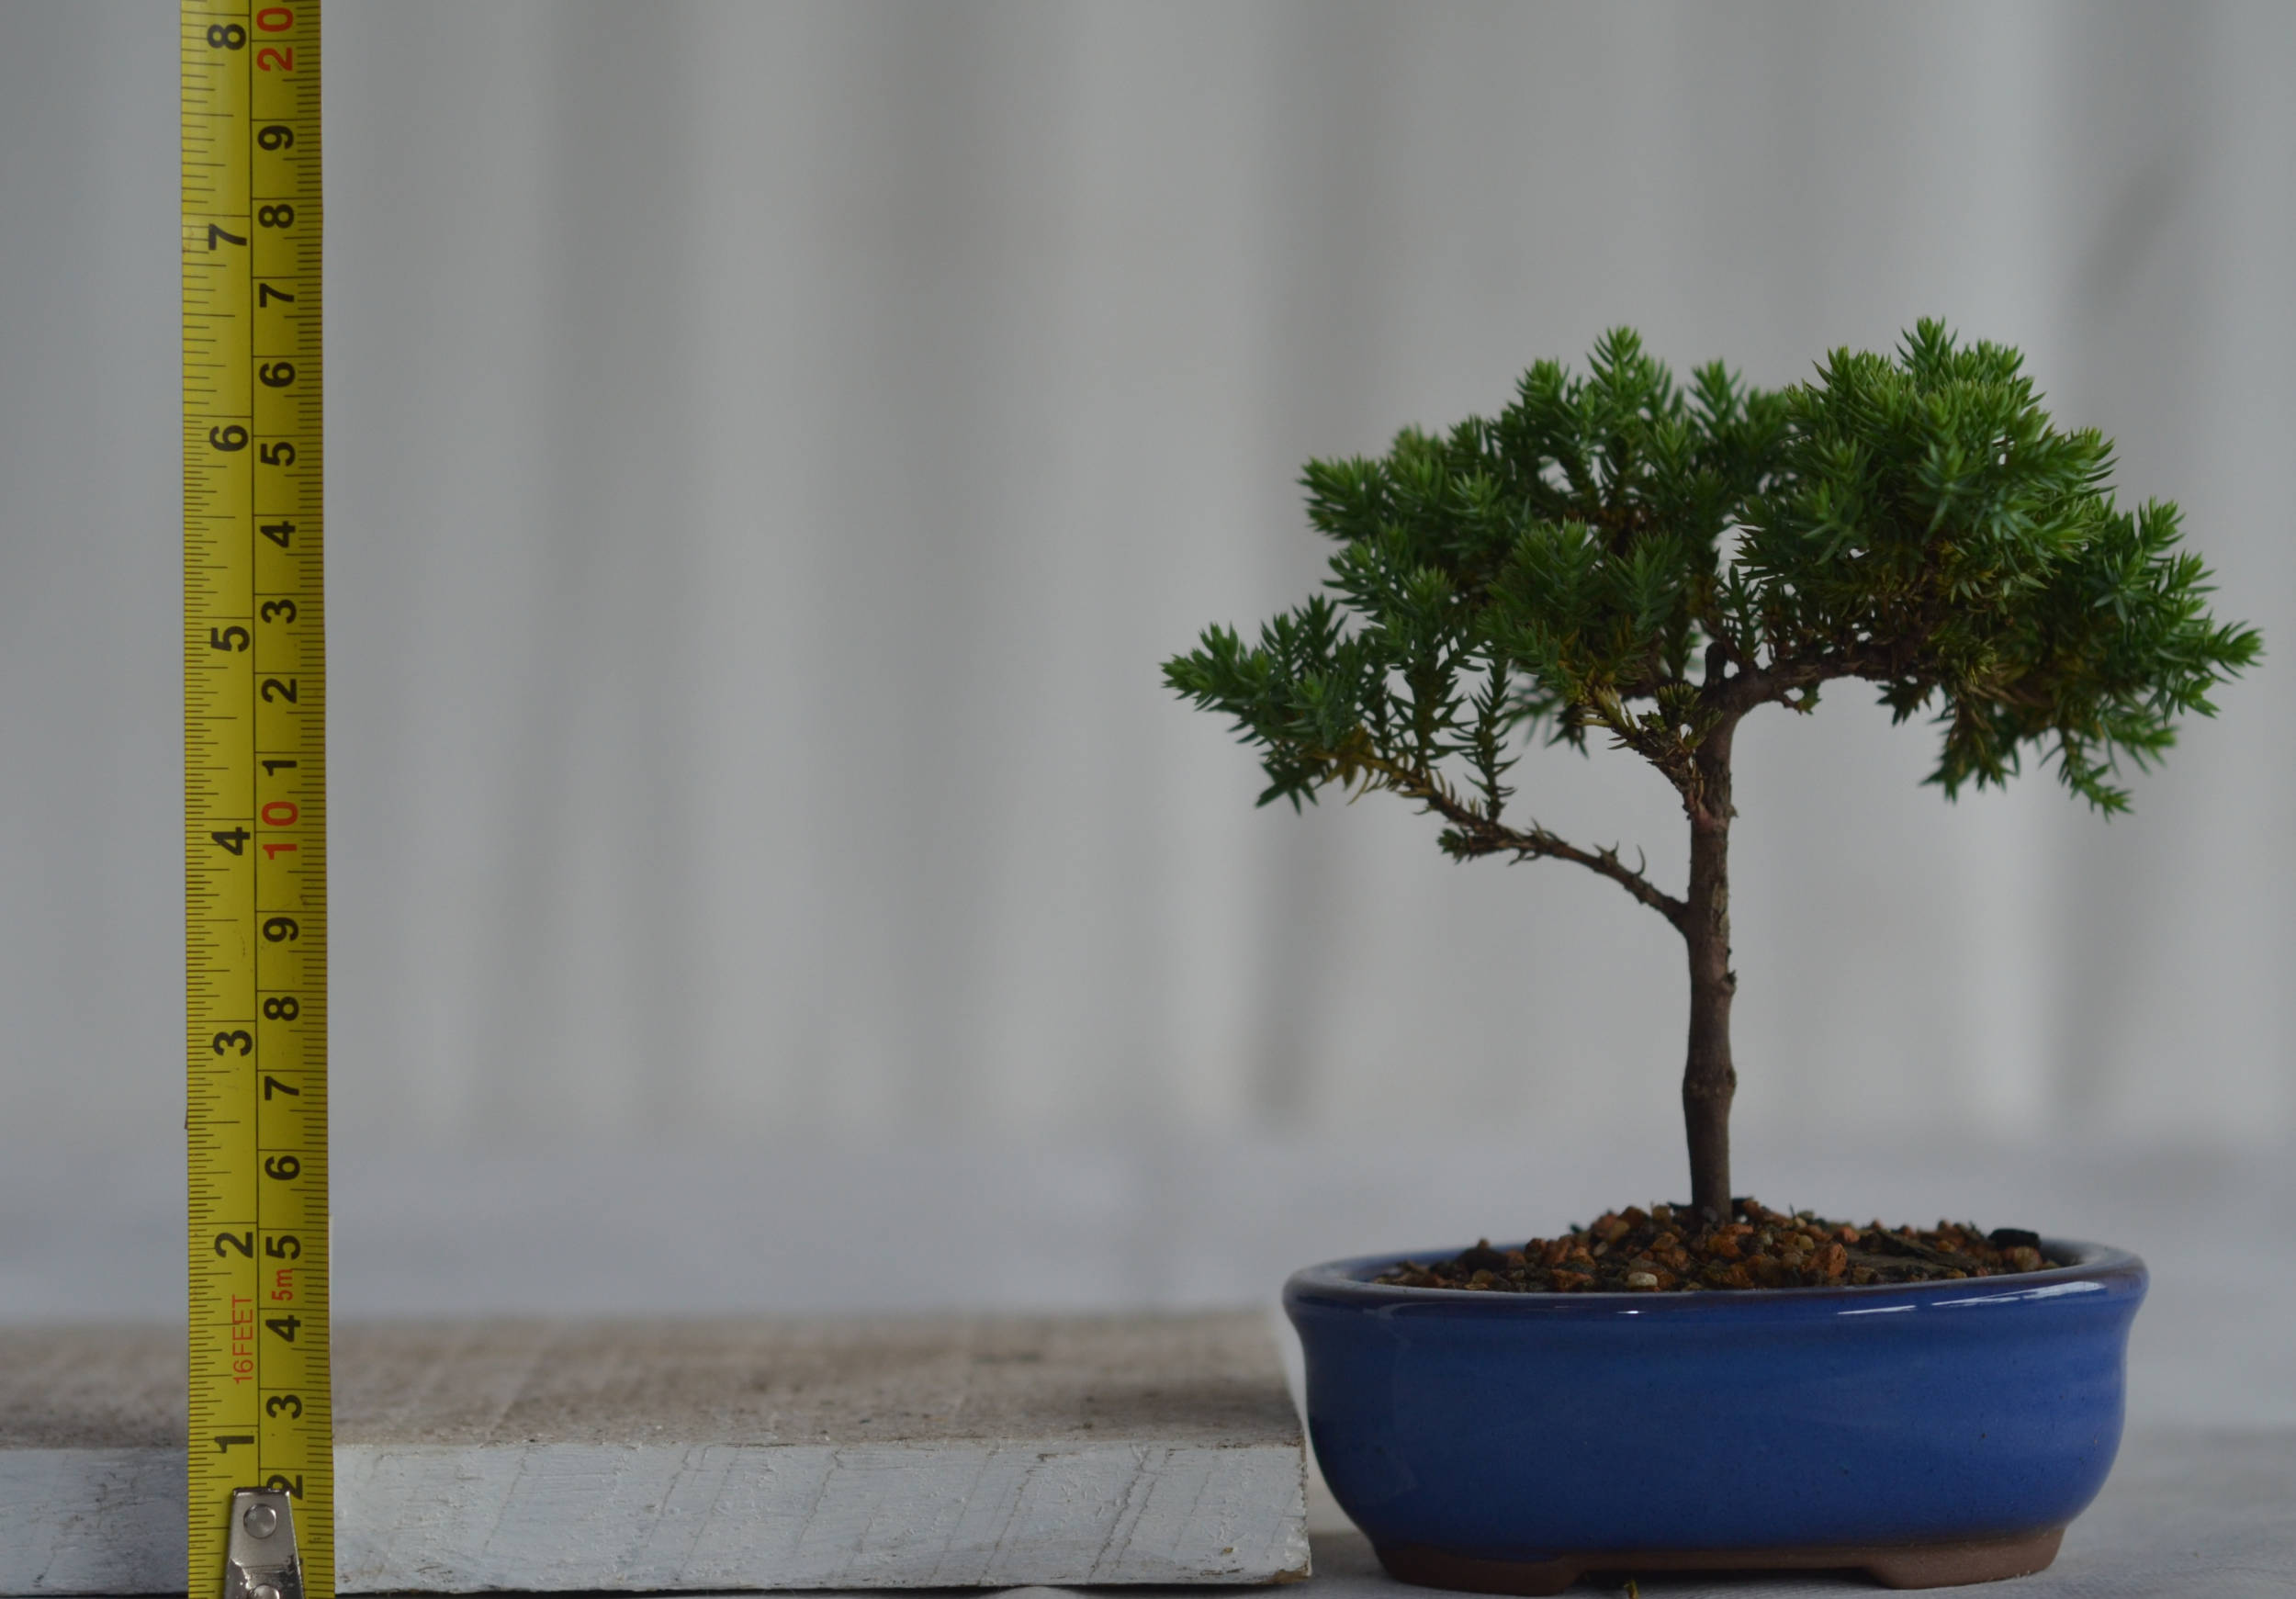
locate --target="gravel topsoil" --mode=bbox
[1376,1199,2061,1293]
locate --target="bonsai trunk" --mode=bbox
[1682,722,1739,1222]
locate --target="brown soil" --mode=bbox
[1375,1199,2060,1293]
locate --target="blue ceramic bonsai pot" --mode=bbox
[1286,1240,2145,1593]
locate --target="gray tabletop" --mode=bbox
[6,1133,2290,1596]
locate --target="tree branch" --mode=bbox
[1413,773,1688,931]
[1704,586,1962,722]
[1316,739,1687,927]
[1705,639,1909,723]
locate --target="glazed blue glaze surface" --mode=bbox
[1285,1240,2145,1560]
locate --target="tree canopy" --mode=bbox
[1165,321,2260,857]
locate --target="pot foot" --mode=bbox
[1376,1526,2065,1593]
[1858,1526,2065,1588]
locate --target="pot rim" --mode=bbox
[1286,1237,2146,1320]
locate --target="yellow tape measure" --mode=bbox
[182,5,332,1596]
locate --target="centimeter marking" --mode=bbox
[183,5,332,1596]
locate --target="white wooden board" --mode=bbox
[0,1314,1308,1593]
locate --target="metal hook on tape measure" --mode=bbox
[222,1489,305,1599]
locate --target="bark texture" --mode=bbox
[1682,722,1739,1221]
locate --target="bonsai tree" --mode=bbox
[1165,322,2258,1223]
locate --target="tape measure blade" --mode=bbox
[185,4,330,1596]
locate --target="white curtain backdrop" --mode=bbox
[3,2,2292,1188]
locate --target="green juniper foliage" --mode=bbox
[1165,322,2258,1218]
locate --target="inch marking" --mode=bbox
[184,5,331,1598]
